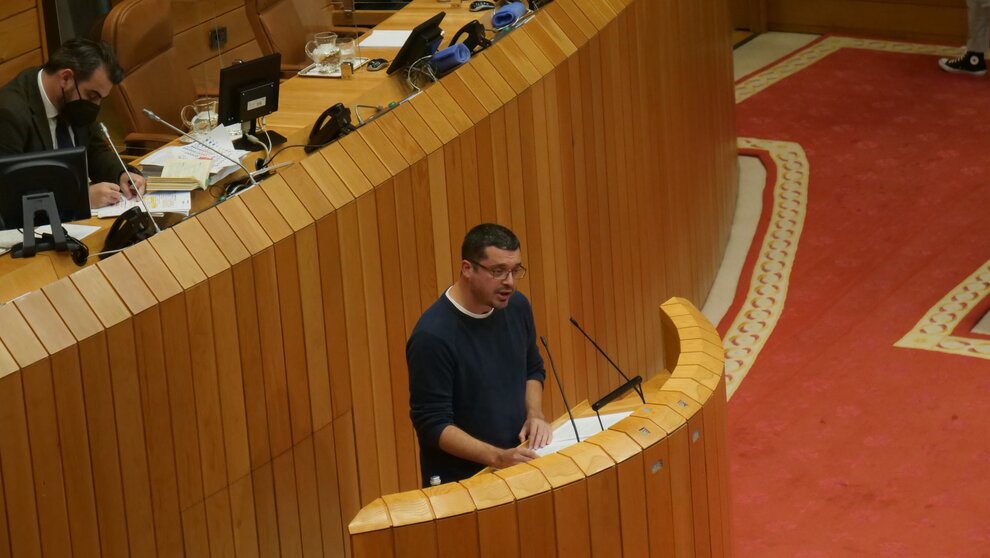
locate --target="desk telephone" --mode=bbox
[306,103,355,153]
[101,206,157,259]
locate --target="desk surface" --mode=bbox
[0,0,484,303]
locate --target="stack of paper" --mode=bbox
[93,191,192,219]
[159,158,212,190]
[139,125,249,186]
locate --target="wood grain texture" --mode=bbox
[767,0,966,42]
[0,0,735,555]
[0,8,41,73]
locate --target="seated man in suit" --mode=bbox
[0,38,145,209]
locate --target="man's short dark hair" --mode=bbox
[43,39,124,85]
[462,223,520,262]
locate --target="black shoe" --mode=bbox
[938,51,987,76]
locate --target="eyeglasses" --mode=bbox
[469,260,527,280]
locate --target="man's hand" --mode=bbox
[119,171,146,200]
[89,182,122,208]
[519,415,552,449]
[492,447,539,469]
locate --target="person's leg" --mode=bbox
[966,0,990,53]
[940,0,990,75]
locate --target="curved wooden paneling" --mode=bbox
[348,298,731,557]
[0,0,735,556]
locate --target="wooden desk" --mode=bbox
[0,0,737,556]
[0,1,483,303]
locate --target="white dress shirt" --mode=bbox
[37,70,75,148]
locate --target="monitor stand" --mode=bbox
[234,118,287,152]
[11,192,67,259]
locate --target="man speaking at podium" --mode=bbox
[408,224,553,487]
[0,39,145,209]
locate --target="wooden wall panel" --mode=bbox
[169,0,262,92]
[70,267,134,557]
[0,461,7,556]
[0,0,736,556]
[0,2,44,86]
[0,9,41,69]
[0,369,42,558]
[21,360,72,556]
[173,0,242,33]
[767,0,967,43]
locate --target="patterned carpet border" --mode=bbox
[894,261,990,360]
[727,36,966,397]
[735,36,958,103]
[724,138,809,398]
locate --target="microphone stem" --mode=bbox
[569,317,645,403]
[99,123,161,234]
[540,336,580,444]
[142,109,258,188]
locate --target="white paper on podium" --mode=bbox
[534,411,633,457]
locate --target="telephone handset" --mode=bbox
[101,206,157,259]
[305,103,355,153]
[448,20,491,53]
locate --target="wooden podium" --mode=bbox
[349,297,731,557]
[0,0,736,555]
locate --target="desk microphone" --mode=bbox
[141,108,258,189]
[98,122,161,235]
[570,317,645,404]
[591,376,643,412]
[540,335,580,444]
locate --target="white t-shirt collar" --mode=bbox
[445,286,493,319]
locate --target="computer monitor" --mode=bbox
[0,146,90,258]
[218,53,286,151]
[386,11,447,75]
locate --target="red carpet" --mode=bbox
[727,39,990,556]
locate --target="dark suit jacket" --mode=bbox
[0,66,123,184]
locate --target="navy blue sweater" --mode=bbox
[407,290,545,486]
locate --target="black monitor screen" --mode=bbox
[386,11,446,75]
[218,53,282,127]
[0,147,90,229]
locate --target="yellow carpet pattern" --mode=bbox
[724,138,808,398]
[735,36,957,104]
[895,260,990,360]
[727,36,966,398]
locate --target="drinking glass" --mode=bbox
[338,37,358,68]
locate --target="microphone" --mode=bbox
[591,376,643,412]
[141,108,258,189]
[570,317,645,404]
[97,122,161,234]
[540,335,580,444]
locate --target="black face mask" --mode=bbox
[61,81,101,128]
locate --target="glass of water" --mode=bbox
[338,37,358,69]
